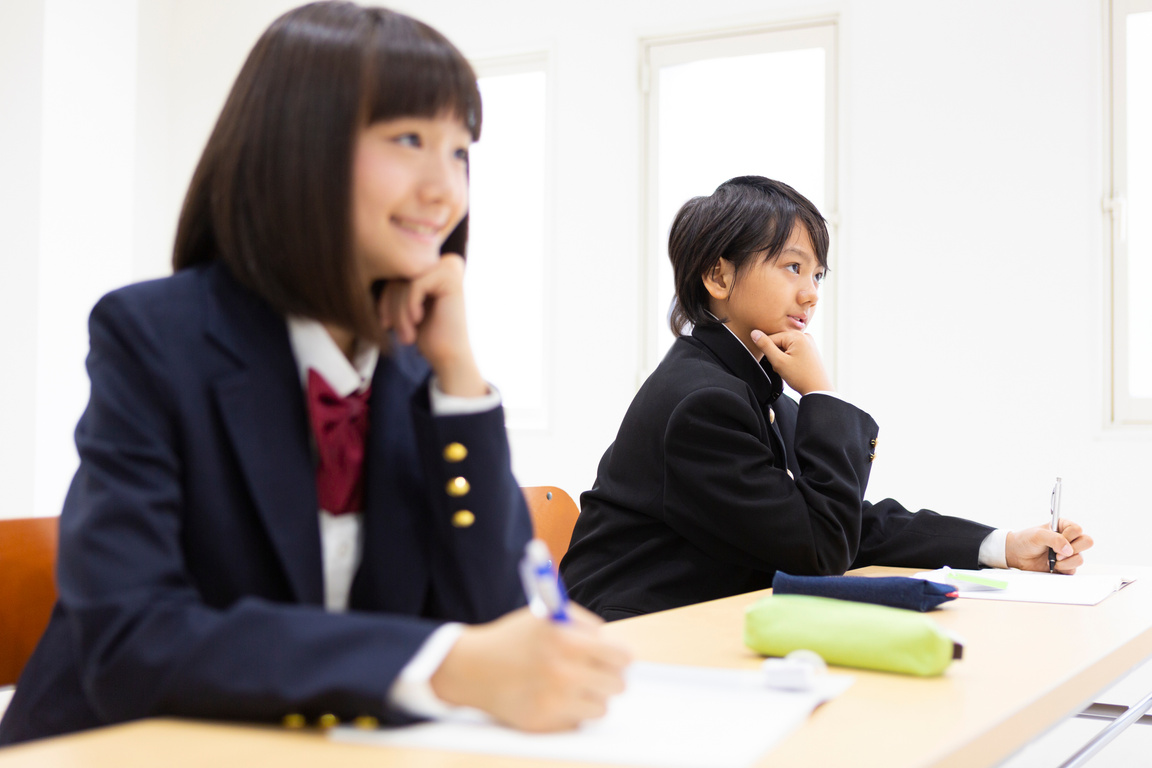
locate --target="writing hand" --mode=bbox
[1006,519,1094,573]
[431,604,632,732]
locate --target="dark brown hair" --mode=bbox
[667,175,829,337]
[173,2,481,341]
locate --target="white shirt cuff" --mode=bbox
[428,377,502,416]
[978,528,1009,569]
[387,623,489,722]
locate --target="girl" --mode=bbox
[560,175,1093,620]
[0,2,627,744]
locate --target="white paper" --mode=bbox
[917,568,1136,606]
[330,661,853,768]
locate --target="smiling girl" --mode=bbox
[559,175,1092,620]
[0,2,628,744]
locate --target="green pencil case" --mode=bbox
[744,594,961,677]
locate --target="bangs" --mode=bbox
[720,178,830,272]
[744,207,798,266]
[363,12,482,139]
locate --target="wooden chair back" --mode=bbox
[0,516,59,687]
[522,486,580,561]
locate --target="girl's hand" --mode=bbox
[751,329,833,395]
[430,604,632,732]
[1006,519,1094,574]
[377,254,487,397]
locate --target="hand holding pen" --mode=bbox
[429,539,631,731]
[1003,480,1094,573]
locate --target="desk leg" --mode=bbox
[1076,702,1152,726]
[1060,690,1152,768]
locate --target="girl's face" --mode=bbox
[716,223,825,355]
[350,114,471,286]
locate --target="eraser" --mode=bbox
[762,650,826,691]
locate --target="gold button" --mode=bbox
[870,438,878,447]
[869,453,876,462]
[786,469,794,480]
[317,713,339,729]
[282,713,306,729]
[353,715,379,730]
[452,510,476,528]
[446,476,471,497]
[443,442,468,462]
[769,408,776,424]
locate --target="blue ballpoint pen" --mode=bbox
[1049,478,1062,573]
[519,539,570,622]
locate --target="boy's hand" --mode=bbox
[1006,519,1094,573]
[377,254,486,397]
[431,604,632,732]
[752,329,833,395]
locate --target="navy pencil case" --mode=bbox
[771,572,958,612]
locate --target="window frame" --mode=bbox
[638,19,840,386]
[1107,0,1152,425]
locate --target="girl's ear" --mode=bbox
[702,258,735,301]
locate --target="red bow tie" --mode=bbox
[306,368,371,515]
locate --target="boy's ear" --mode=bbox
[702,258,735,300]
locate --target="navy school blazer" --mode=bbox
[560,321,993,621]
[0,262,532,744]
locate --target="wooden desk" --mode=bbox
[614,566,1152,767]
[1,566,1149,768]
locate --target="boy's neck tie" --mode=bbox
[306,368,371,515]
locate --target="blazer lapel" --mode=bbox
[690,322,791,469]
[203,265,324,606]
[350,346,430,613]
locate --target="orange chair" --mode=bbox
[522,486,580,561]
[0,517,59,687]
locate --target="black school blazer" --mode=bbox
[0,262,531,744]
[560,321,991,620]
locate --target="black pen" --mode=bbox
[1049,478,1062,573]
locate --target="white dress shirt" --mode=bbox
[286,317,497,719]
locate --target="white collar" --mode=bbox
[285,316,378,397]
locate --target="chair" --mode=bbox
[0,517,59,687]
[521,486,580,561]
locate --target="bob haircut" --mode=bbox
[668,175,829,337]
[173,2,482,342]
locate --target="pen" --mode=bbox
[1049,477,1062,573]
[519,539,570,622]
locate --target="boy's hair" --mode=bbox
[668,175,829,337]
[173,2,481,341]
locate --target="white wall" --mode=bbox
[841,0,1115,531]
[34,0,140,522]
[0,0,44,520]
[3,0,1149,567]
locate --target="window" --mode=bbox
[467,56,550,429]
[640,22,838,384]
[1108,0,1152,424]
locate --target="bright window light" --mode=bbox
[656,48,826,360]
[643,25,836,385]
[467,69,548,426]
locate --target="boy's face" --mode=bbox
[717,223,825,355]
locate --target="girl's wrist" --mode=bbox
[433,355,487,398]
